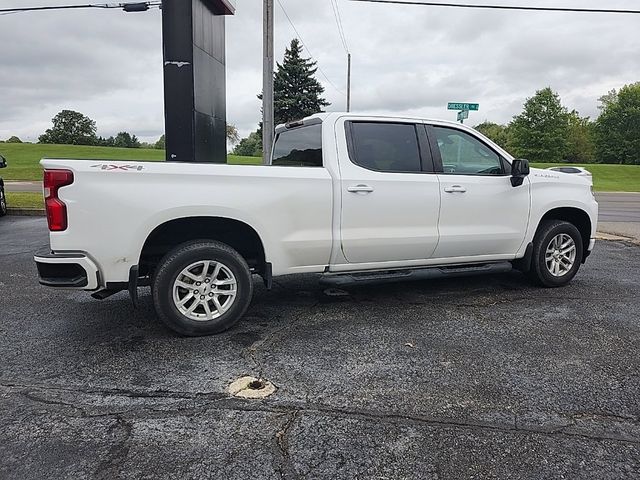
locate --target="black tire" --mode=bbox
[152,240,253,336]
[528,220,583,288]
[0,186,7,217]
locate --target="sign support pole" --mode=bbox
[263,0,274,164]
[347,53,352,112]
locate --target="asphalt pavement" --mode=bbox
[1,217,639,479]
[4,181,41,193]
[597,193,640,223]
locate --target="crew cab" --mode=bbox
[34,113,598,336]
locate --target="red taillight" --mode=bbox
[43,169,74,232]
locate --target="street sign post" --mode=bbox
[448,102,479,111]
[448,102,479,124]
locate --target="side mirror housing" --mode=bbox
[511,158,530,187]
[0,155,6,169]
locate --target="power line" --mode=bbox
[329,0,352,111]
[350,0,640,15]
[276,0,346,95]
[330,0,350,54]
[0,2,162,15]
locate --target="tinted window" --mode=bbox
[349,122,422,173]
[272,124,323,167]
[433,126,504,175]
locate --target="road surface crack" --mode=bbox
[4,382,639,446]
[273,410,301,479]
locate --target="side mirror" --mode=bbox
[511,158,529,187]
[0,155,7,169]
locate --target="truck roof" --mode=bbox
[275,112,479,133]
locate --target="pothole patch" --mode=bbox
[228,376,277,399]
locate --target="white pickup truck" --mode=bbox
[35,113,598,336]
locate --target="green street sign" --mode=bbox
[457,110,469,121]
[448,102,479,111]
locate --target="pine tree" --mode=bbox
[262,39,330,126]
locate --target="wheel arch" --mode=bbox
[537,207,591,262]
[139,216,267,277]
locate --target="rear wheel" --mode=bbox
[152,240,253,336]
[528,220,583,287]
[0,186,7,217]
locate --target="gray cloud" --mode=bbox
[1,0,639,143]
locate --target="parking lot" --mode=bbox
[1,216,639,479]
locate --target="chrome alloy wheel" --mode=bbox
[545,233,577,277]
[172,260,238,321]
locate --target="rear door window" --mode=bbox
[347,122,423,173]
[272,124,323,167]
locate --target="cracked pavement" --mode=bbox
[1,216,639,479]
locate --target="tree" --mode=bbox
[232,130,262,157]
[474,122,510,149]
[97,136,115,147]
[6,136,22,144]
[155,135,165,150]
[260,38,330,126]
[509,88,570,163]
[113,131,140,149]
[565,111,595,163]
[595,83,640,165]
[39,110,97,145]
[226,124,240,145]
[598,89,617,111]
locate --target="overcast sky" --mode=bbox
[1,0,639,143]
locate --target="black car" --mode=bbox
[0,154,7,216]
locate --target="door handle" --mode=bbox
[444,185,466,193]
[347,184,374,194]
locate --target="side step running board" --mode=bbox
[319,262,513,287]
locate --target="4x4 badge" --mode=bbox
[90,164,144,171]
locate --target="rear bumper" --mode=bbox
[34,250,100,290]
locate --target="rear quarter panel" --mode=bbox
[42,159,333,283]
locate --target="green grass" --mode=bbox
[228,155,263,165]
[0,143,261,181]
[6,192,44,209]
[1,144,637,192]
[532,163,640,192]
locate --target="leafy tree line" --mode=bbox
[475,83,640,165]
[233,38,330,157]
[33,109,240,150]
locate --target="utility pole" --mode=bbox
[263,0,275,164]
[346,53,352,112]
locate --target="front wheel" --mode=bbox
[0,186,7,217]
[528,220,583,287]
[152,240,254,336]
